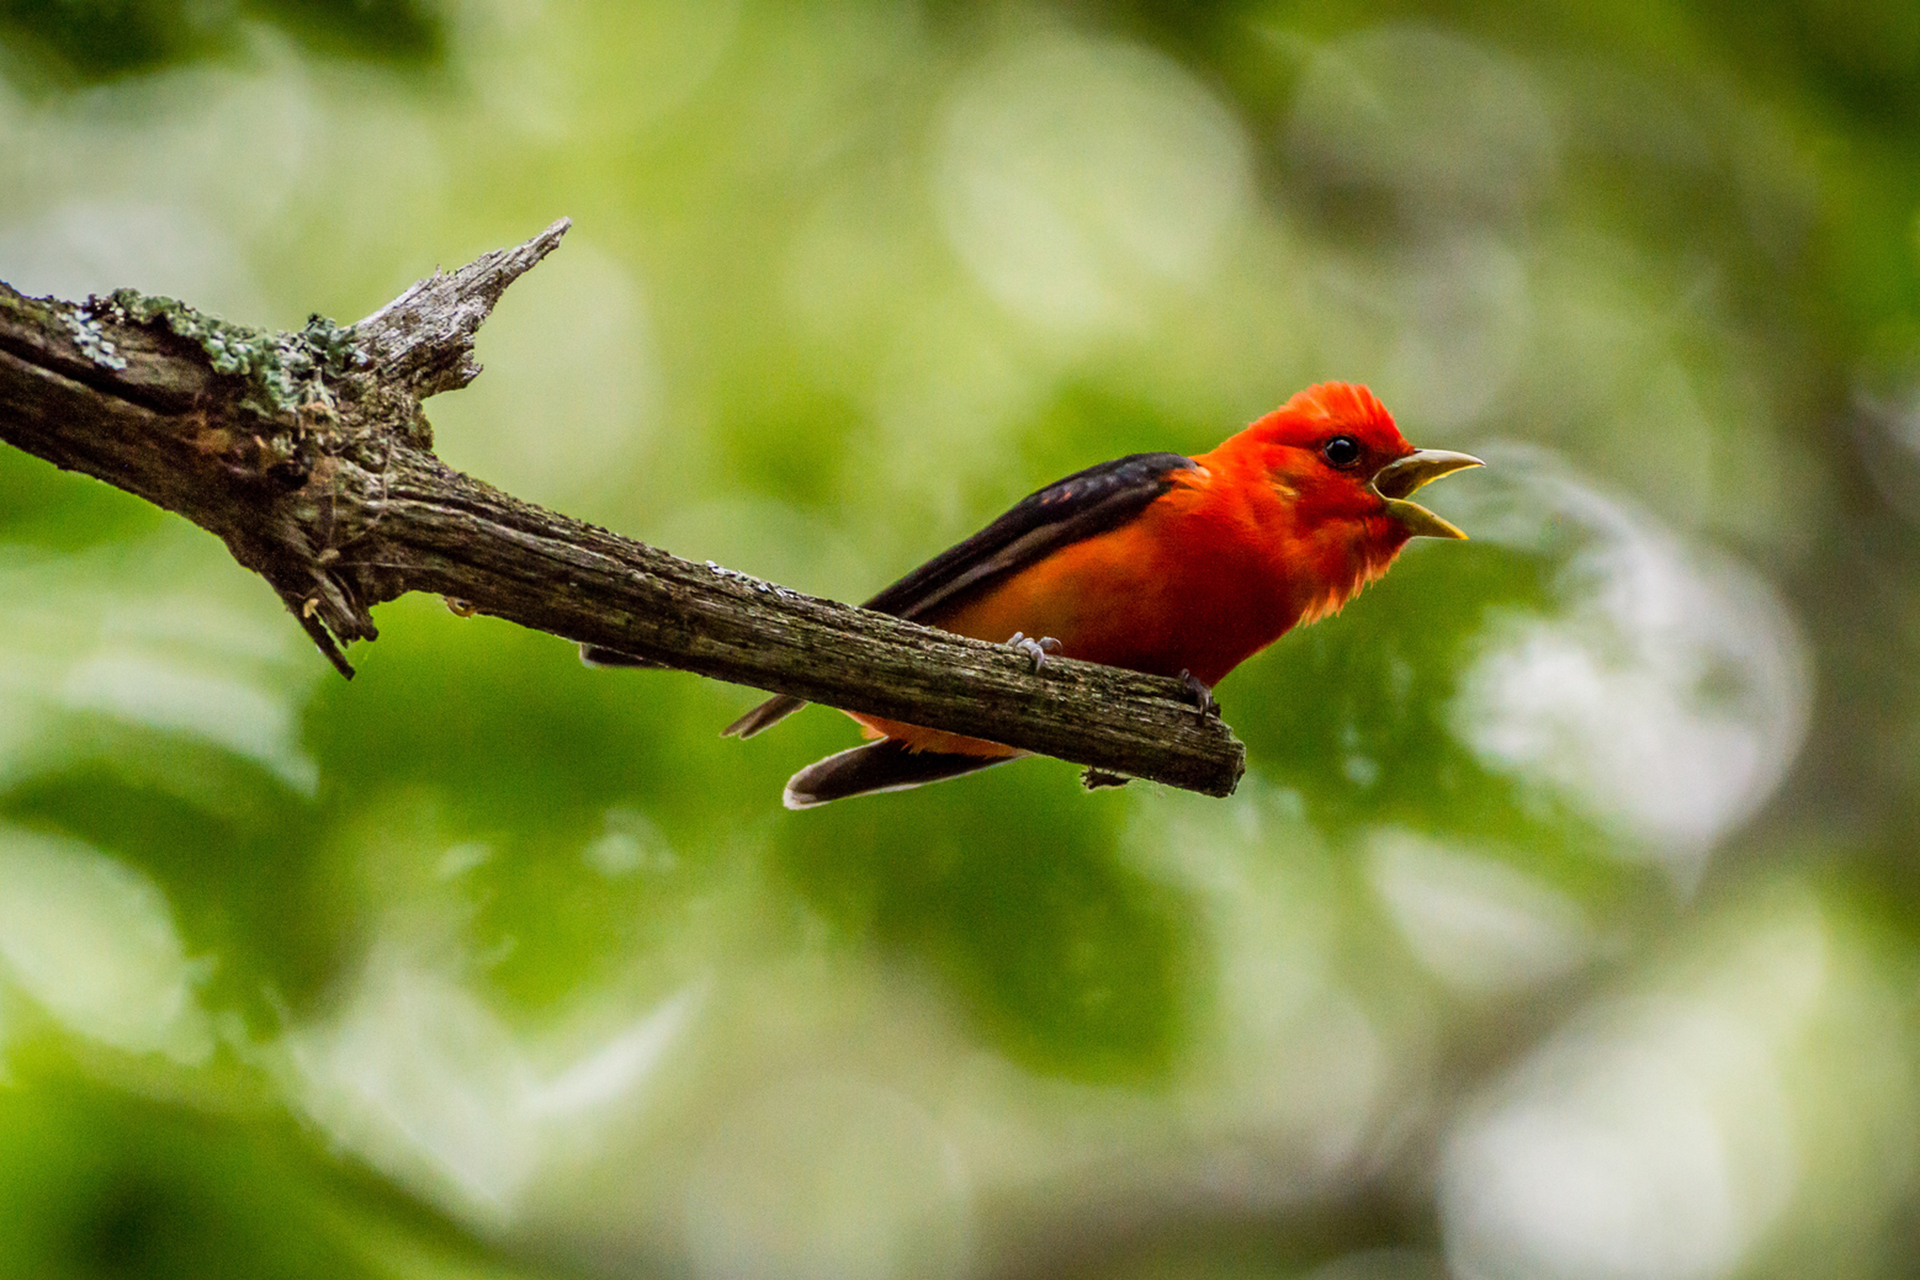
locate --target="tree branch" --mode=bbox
[0,221,1245,797]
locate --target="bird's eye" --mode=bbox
[1321,436,1362,468]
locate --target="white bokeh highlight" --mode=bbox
[288,942,705,1216]
[1286,26,1557,217]
[934,33,1253,336]
[1311,232,1533,430]
[425,236,660,508]
[0,826,212,1063]
[1439,896,1832,1280]
[1368,828,1594,995]
[1131,784,1397,1176]
[462,0,742,142]
[1448,447,1811,885]
[0,50,326,316]
[0,542,322,792]
[685,1075,974,1280]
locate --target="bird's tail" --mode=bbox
[782,739,1011,809]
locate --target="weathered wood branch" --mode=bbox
[0,220,1245,796]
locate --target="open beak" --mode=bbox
[1370,449,1484,540]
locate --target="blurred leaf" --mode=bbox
[1233,542,1564,837]
[0,1081,371,1280]
[0,450,166,551]
[0,757,339,1025]
[0,0,227,84]
[0,0,443,84]
[0,1077,541,1280]
[780,759,1193,1081]
[245,0,443,65]
[304,599,729,829]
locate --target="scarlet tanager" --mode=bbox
[720,382,1480,808]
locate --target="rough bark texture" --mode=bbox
[0,220,1246,797]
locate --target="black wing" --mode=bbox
[723,452,1197,740]
[862,451,1199,621]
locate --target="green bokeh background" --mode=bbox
[2,3,1920,1278]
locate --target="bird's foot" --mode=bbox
[1007,631,1063,673]
[1179,669,1220,723]
[1082,767,1131,791]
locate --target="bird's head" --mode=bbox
[1239,381,1483,544]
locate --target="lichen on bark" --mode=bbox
[89,290,357,416]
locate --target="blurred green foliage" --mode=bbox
[0,0,222,82]
[2,1,1920,1278]
[0,0,441,84]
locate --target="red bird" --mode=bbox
[722,383,1479,807]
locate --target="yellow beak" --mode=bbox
[1370,449,1484,540]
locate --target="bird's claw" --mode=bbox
[1179,669,1220,723]
[1082,767,1131,791]
[1007,631,1063,673]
